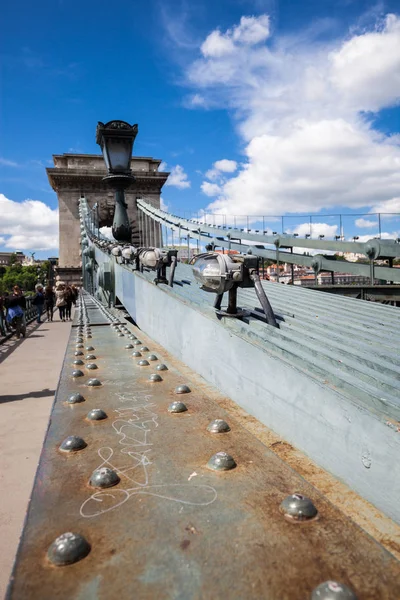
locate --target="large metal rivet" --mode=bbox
[157,364,168,371]
[118,333,124,337]
[207,452,236,471]
[87,408,107,421]
[129,335,136,340]
[89,467,120,488]
[311,581,357,599]
[125,344,134,349]
[48,532,90,566]
[175,385,191,394]
[59,436,87,452]
[87,378,102,387]
[86,354,96,360]
[133,340,142,345]
[75,344,84,349]
[137,359,150,366]
[66,393,85,404]
[149,374,163,382]
[280,493,318,521]
[86,363,98,370]
[140,346,149,352]
[73,359,84,366]
[76,338,83,343]
[207,419,231,434]
[132,351,142,358]
[72,370,84,378]
[147,354,158,361]
[168,401,188,413]
[86,346,95,351]
[74,351,84,357]
[86,334,92,338]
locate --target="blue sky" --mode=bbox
[1,0,400,257]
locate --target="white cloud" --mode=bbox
[0,193,59,251]
[201,181,223,197]
[355,218,378,228]
[214,159,237,173]
[369,197,400,213]
[99,226,114,241]
[292,222,338,238]
[0,158,19,167]
[165,164,191,189]
[159,161,168,171]
[201,15,270,57]
[329,14,400,112]
[184,13,400,217]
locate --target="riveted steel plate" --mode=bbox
[7,300,400,599]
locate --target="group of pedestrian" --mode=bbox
[0,282,79,339]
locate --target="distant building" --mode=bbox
[0,251,25,266]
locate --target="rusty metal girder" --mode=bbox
[7,294,400,599]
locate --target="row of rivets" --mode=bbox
[54,295,356,598]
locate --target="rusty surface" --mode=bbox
[7,297,400,599]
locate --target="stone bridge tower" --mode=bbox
[47,153,169,283]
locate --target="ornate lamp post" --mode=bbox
[96,120,138,243]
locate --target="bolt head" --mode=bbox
[86,354,96,360]
[87,408,108,421]
[137,359,150,366]
[90,467,120,488]
[87,378,102,387]
[86,363,98,370]
[125,344,134,349]
[140,346,149,352]
[207,452,236,471]
[59,436,86,452]
[156,364,168,371]
[311,581,357,599]
[118,333,124,337]
[149,374,163,382]
[147,354,158,361]
[207,419,231,434]
[73,359,84,366]
[133,340,142,345]
[175,385,191,394]
[132,351,142,358]
[129,335,136,340]
[75,344,84,349]
[66,393,85,404]
[48,532,90,566]
[280,493,318,521]
[72,369,84,378]
[86,346,95,351]
[168,401,188,413]
[74,351,84,356]
[75,337,83,343]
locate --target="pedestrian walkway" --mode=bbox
[0,314,72,599]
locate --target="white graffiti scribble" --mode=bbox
[80,387,217,517]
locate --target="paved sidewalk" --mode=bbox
[0,315,72,599]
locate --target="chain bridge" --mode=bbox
[4,121,400,599]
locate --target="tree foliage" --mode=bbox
[0,258,50,295]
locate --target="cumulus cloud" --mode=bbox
[0,193,59,251]
[201,181,223,197]
[292,222,338,238]
[185,13,400,217]
[165,164,191,189]
[355,218,378,228]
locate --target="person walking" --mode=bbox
[44,285,56,322]
[5,286,27,339]
[65,285,74,321]
[55,282,67,322]
[0,294,6,336]
[32,284,45,323]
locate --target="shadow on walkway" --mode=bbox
[0,388,56,405]
[0,319,47,364]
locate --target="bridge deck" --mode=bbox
[7,294,400,599]
[0,316,72,599]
